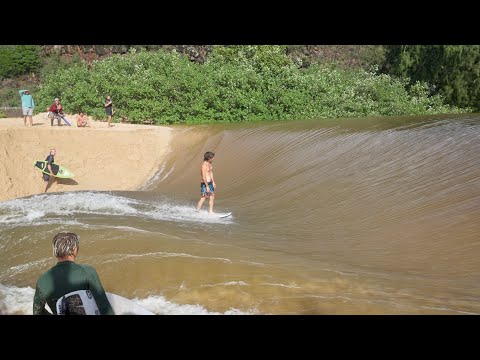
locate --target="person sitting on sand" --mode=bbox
[48,98,64,126]
[76,112,89,127]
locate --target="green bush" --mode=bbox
[0,45,41,78]
[0,110,6,118]
[37,47,467,125]
[384,45,480,110]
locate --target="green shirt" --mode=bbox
[33,261,114,315]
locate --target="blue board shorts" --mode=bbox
[201,182,214,197]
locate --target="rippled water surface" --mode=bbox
[1,114,480,314]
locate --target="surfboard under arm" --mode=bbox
[59,115,71,126]
[53,290,155,315]
[33,160,75,178]
[34,161,61,174]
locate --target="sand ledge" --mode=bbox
[0,113,172,202]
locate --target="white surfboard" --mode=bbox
[106,293,154,315]
[54,290,154,315]
[218,212,232,218]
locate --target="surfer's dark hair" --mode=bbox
[53,232,79,258]
[204,151,215,161]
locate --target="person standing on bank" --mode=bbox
[104,95,113,128]
[19,89,35,126]
[196,151,216,214]
[33,232,114,315]
[42,148,56,193]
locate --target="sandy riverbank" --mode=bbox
[0,113,172,202]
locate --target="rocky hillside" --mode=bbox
[41,45,385,68]
[41,45,215,64]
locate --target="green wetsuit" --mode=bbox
[33,261,114,315]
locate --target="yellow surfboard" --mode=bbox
[33,160,75,178]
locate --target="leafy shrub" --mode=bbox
[384,45,480,110]
[0,45,41,78]
[37,46,467,125]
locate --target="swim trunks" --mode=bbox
[200,182,214,197]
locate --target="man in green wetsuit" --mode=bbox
[33,232,114,315]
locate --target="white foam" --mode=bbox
[0,284,35,315]
[140,161,167,190]
[0,192,233,227]
[417,305,478,315]
[160,163,175,182]
[261,283,302,289]
[134,294,255,315]
[100,251,233,265]
[148,205,233,224]
[0,284,254,315]
[2,258,50,279]
[201,281,249,288]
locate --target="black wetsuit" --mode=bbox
[43,154,54,182]
[105,100,113,116]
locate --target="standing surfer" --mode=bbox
[196,151,216,214]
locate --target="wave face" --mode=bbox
[1,114,480,314]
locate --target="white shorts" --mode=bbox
[22,107,33,116]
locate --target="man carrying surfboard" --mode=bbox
[196,151,216,214]
[42,148,56,193]
[33,232,114,315]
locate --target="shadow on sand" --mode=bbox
[45,178,78,192]
[56,178,79,186]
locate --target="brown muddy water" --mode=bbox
[1,113,479,314]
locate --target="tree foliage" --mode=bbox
[384,45,480,110]
[0,45,41,78]
[37,47,465,124]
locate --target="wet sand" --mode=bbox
[0,113,172,202]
